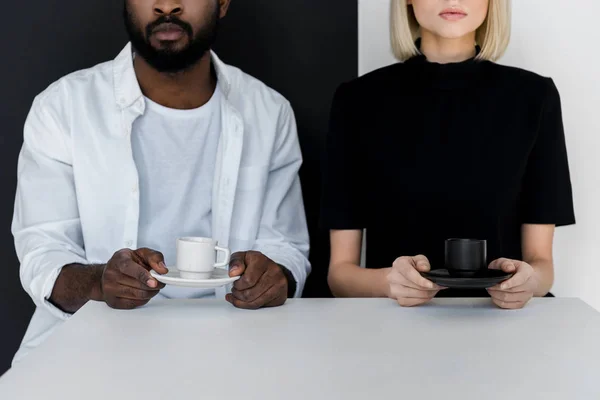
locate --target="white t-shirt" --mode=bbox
[131,84,222,299]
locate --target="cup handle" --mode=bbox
[214,246,231,269]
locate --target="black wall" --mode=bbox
[0,1,357,375]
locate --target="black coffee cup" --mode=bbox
[445,239,487,277]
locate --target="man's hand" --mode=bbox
[487,258,538,310]
[99,248,168,310]
[225,251,292,309]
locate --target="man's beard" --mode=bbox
[123,4,219,73]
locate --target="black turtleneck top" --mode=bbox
[321,51,575,297]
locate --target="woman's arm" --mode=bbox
[516,79,573,297]
[323,82,384,298]
[487,223,556,309]
[488,79,575,309]
[522,223,556,296]
[328,230,390,298]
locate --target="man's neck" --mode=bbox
[134,52,217,110]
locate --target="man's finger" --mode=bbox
[135,248,168,274]
[233,252,270,291]
[229,252,247,277]
[116,273,165,291]
[116,285,159,301]
[264,291,287,308]
[229,284,282,310]
[112,298,149,310]
[232,283,275,304]
[232,267,284,303]
[118,259,157,287]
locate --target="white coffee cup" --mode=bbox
[176,237,231,279]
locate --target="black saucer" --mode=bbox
[421,269,513,289]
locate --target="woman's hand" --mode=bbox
[487,258,539,310]
[387,255,446,307]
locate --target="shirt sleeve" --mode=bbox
[252,102,311,298]
[320,82,367,230]
[519,78,576,226]
[12,91,88,321]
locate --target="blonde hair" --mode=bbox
[390,0,512,62]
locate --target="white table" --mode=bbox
[1,298,599,399]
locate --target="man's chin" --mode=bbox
[150,40,188,54]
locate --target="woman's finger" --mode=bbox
[489,258,513,271]
[488,289,532,305]
[412,254,431,272]
[396,259,437,289]
[396,295,435,307]
[388,271,443,291]
[498,268,532,290]
[390,285,437,300]
[488,282,528,293]
[491,297,528,310]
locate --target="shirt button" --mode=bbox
[125,240,133,247]
[132,184,138,194]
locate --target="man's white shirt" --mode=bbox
[11,43,311,363]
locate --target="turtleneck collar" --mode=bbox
[404,38,485,90]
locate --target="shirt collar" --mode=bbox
[404,38,485,90]
[112,42,232,110]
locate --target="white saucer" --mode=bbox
[150,267,240,289]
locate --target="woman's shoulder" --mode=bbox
[333,62,412,101]
[483,61,557,95]
[358,62,410,84]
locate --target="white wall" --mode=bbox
[358,0,600,309]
